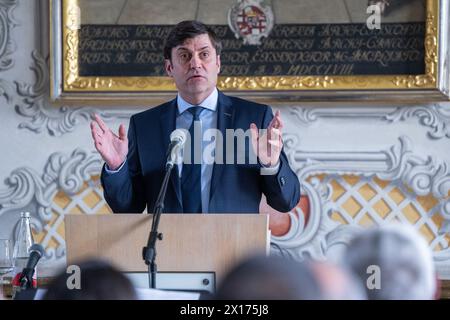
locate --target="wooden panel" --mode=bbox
[65,214,269,281]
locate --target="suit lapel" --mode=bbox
[209,92,235,203]
[159,99,183,210]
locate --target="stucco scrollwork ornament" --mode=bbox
[14,50,138,136]
[385,104,450,140]
[0,0,18,71]
[276,134,450,270]
[289,104,450,141]
[0,149,102,260]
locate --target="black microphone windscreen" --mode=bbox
[29,243,45,257]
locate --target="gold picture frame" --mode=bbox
[50,0,450,103]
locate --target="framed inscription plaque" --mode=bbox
[50,0,450,103]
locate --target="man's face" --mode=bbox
[165,34,221,103]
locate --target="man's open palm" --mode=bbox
[90,114,128,170]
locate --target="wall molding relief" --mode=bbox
[0,0,18,71]
[290,104,450,140]
[385,104,450,140]
[278,134,450,276]
[0,148,102,260]
[8,50,138,137]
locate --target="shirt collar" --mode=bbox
[177,88,218,115]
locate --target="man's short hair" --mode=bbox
[43,259,137,300]
[163,20,222,60]
[343,223,436,300]
[214,254,324,300]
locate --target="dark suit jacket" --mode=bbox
[101,91,300,213]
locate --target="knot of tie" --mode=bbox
[187,106,204,121]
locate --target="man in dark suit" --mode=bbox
[90,20,300,214]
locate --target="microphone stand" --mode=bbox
[142,161,174,289]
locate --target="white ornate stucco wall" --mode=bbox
[1,0,450,279]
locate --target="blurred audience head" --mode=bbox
[343,223,436,300]
[43,259,137,300]
[309,261,367,300]
[214,254,324,300]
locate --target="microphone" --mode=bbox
[19,244,45,289]
[166,129,187,168]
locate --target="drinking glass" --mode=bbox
[0,239,13,298]
[0,239,13,283]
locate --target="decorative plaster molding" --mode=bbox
[289,106,397,124]
[0,0,18,71]
[277,134,450,271]
[385,104,450,140]
[0,77,14,102]
[13,50,139,136]
[290,104,450,140]
[0,149,102,259]
[0,148,101,217]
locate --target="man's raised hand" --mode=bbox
[90,114,128,170]
[250,110,284,167]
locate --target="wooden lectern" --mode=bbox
[65,214,270,288]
